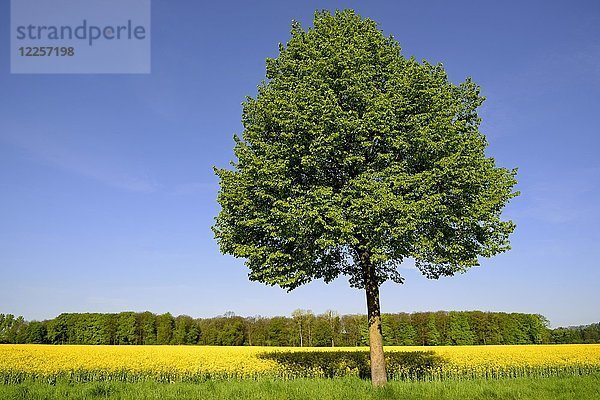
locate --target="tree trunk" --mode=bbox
[361,250,388,386]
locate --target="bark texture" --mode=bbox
[361,250,388,386]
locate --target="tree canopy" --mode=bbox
[213,9,518,290]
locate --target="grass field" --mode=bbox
[1,375,599,400]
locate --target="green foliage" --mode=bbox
[382,314,416,345]
[172,315,197,345]
[264,317,294,346]
[4,310,595,346]
[137,311,157,345]
[116,313,137,345]
[0,314,26,344]
[214,9,518,292]
[199,315,246,346]
[259,350,444,380]
[425,315,441,346]
[552,323,600,344]
[156,313,174,345]
[447,311,475,345]
[19,321,46,344]
[340,314,368,347]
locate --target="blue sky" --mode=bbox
[1,0,599,328]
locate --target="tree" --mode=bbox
[0,314,15,343]
[426,314,441,346]
[245,316,268,346]
[339,314,366,346]
[448,311,474,345]
[46,314,69,344]
[323,310,340,346]
[381,314,398,345]
[186,320,201,344]
[291,309,307,346]
[197,318,219,345]
[116,312,137,345]
[219,316,246,345]
[304,310,315,346]
[214,10,517,386]
[172,315,193,345]
[137,311,157,345]
[22,321,47,344]
[411,312,429,346]
[265,317,293,346]
[396,315,416,346]
[156,313,174,345]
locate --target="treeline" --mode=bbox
[549,323,600,344]
[1,311,598,346]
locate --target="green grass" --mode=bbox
[1,374,599,400]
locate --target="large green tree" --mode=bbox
[214,10,517,386]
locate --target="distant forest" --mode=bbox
[1,311,598,346]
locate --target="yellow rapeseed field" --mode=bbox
[1,344,599,383]
[0,345,278,383]
[388,344,600,379]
